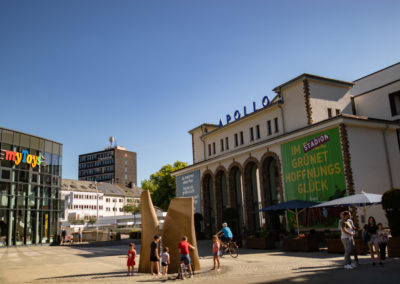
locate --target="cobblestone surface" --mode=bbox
[0,240,398,284]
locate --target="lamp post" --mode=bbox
[95,181,99,241]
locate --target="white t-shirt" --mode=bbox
[161,252,169,264]
[340,219,353,239]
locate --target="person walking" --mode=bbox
[150,235,161,276]
[211,235,221,272]
[363,216,381,266]
[61,227,67,245]
[78,228,82,243]
[340,211,356,269]
[347,212,359,265]
[377,223,388,264]
[126,243,136,276]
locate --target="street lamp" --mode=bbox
[95,181,99,241]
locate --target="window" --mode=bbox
[119,198,123,203]
[225,137,229,150]
[1,169,10,179]
[336,109,340,116]
[274,117,279,133]
[250,127,254,141]
[213,142,216,154]
[234,133,238,147]
[208,144,212,156]
[106,198,110,202]
[397,129,400,151]
[389,91,400,116]
[328,108,332,118]
[256,125,260,139]
[240,131,244,145]
[220,139,224,152]
[267,120,272,135]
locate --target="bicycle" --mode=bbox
[219,239,239,258]
[177,260,195,280]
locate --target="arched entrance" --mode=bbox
[202,173,215,238]
[261,155,283,231]
[215,169,228,229]
[243,159,261,234]
[228,164,243,239]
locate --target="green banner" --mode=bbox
[281,127,346,202]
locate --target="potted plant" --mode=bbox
[283,233,319,252]
[326,231,343,253]
[326,230,368,254]
[382,188,400,257]
[245,230,276,249]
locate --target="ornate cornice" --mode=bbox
[303,79,313,125]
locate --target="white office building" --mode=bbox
[61,179,141,222]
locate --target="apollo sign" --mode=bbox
[219,96,270,127]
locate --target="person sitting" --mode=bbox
[217,222,233,246]
[178,236,195,278]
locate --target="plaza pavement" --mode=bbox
[0,239,398,284]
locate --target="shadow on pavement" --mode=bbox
[36,271,129,281]
[63,239,142,258]
[253,260,399,284]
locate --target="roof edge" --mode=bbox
[273,73,354,93]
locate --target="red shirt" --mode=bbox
[178,241,190,254]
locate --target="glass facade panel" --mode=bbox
[0,127,62,246]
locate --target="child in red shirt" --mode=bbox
[178,236,195,277]
[127,243,136,276]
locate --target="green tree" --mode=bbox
[124,204,140,227]
[141,161,188,211]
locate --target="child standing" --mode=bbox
[377,223,389,263]
[127,243,136,276]
[212,235,220,272]
[161,247,170,275]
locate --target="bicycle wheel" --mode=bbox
[191,263,195,275]
[219,245,225,257]
[228,243,239,258]
[178,263,185,280]
[183,265,191,279]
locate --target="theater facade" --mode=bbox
[173,63,400,238]
[0,127,62,246]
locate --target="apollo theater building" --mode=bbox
[173,62,400,239]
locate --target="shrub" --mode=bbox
[382,188,400,237]
[328,231,341,239]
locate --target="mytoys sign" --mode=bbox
[0,149,44,168]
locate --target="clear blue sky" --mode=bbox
[1,0,399,185]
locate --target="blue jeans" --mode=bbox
[341,238,354,265]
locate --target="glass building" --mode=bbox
[0,127,62,246]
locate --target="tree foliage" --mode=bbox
[141,161,188,211]
[124,204,140,227]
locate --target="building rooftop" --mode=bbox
[61,179,142,198]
